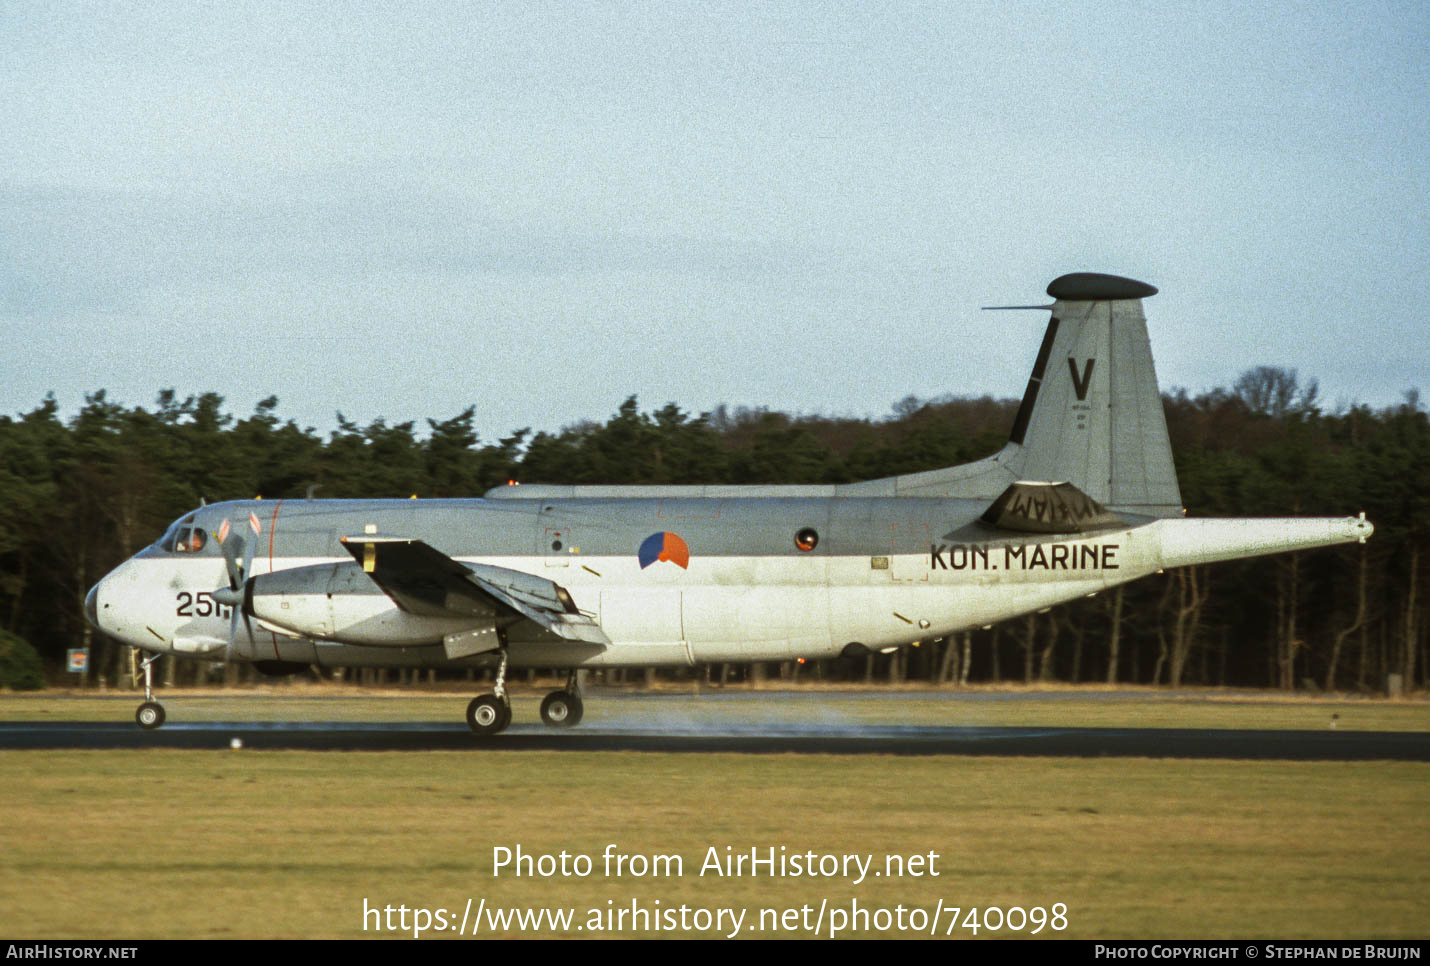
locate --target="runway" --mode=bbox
[2,720,1425,759]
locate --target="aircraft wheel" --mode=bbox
[466,695,510,735]
[135,701,166,730]
[540,690,583,729]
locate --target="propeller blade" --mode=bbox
[242,533,256,585]
[224,596,241,663]
[216,531,259,662]
[221,577,256,663]
[220,532,246,590]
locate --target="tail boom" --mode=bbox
[1150,515,1373,570]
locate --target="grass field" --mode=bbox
[2,686,1427,940]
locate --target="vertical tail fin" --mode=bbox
[844,272,1183,517]
[1010,273,1182,517]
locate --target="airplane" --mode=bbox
[83,273,1373,732]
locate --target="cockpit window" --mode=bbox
[156,515,207,553]
[172,527,208,553]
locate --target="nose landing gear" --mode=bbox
[135,700,165,729]
[133,652,166,730]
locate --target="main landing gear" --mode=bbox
[134,652,165,730]
[464,662,585,735]
[540,671,584,729]
[466,694,510,734]
[466,649,512,735]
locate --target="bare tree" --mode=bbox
[1233,366,1319,418]
[1167,567,1211,687]
[1105,585,1125,684]
[1326,546,1368,692]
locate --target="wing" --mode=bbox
[339,536,610,647]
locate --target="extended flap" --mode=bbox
[340,537,609,646]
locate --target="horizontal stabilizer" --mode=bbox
[981,481,1125,534]
[340,537,610,646]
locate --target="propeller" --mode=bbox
[213,529,257,659]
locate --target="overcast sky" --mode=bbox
[3,1,1426,442]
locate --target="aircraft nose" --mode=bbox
[84,583,100,630]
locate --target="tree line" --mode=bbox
[0,367,1425,692]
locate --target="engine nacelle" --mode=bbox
[246,562,480,646]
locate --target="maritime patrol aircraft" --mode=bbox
[84,273,1373,732]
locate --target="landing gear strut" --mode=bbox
[134,652,165,730]
[465,648,512,735]
[540,670,584,729]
